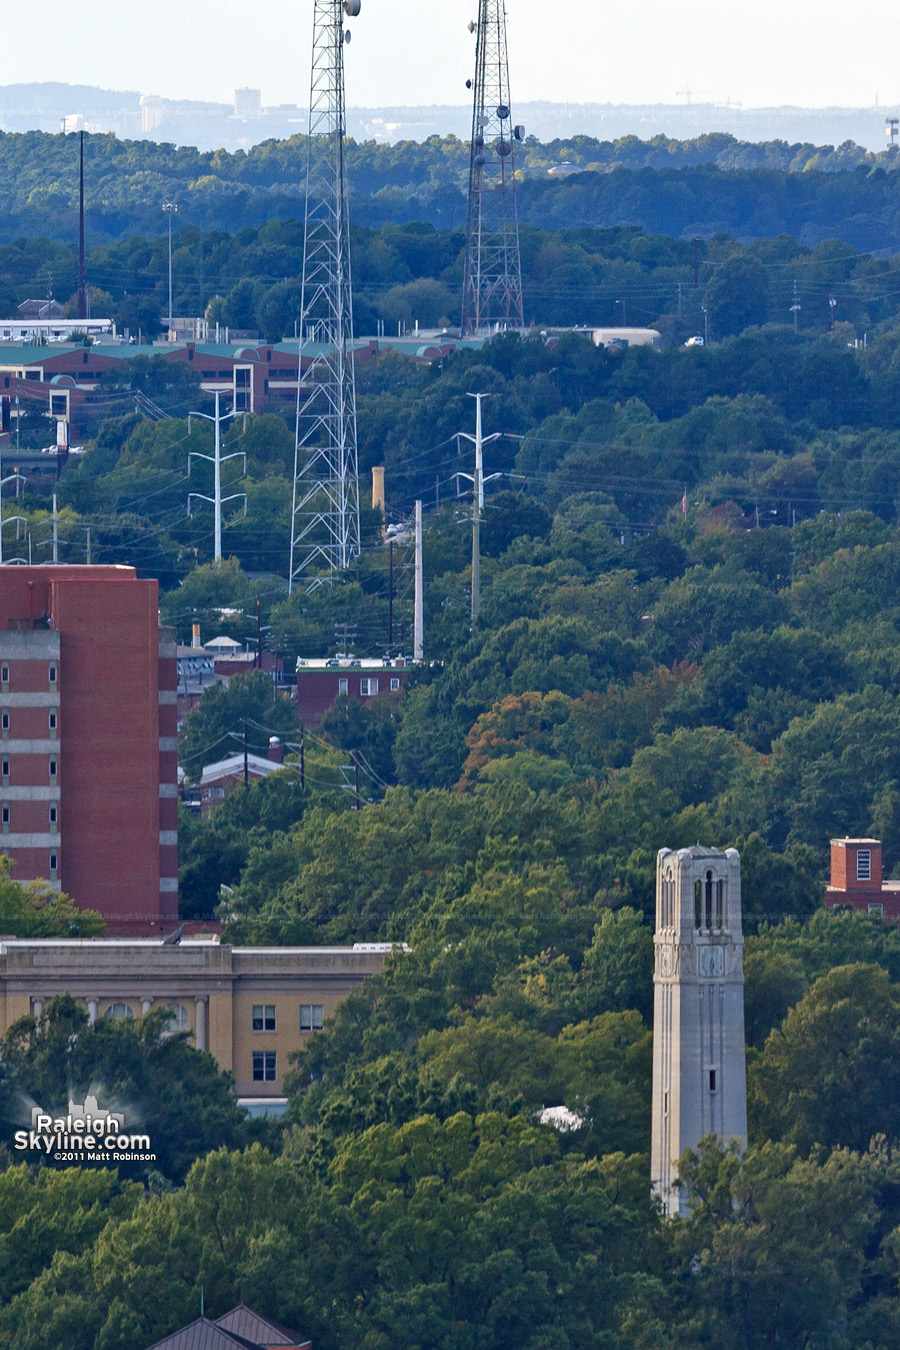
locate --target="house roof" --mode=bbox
[204,635,243,650]
[142,1308,311,1350]
[143,1316,260,1350]
[201,753,282,785]
[215,1306,311,1347]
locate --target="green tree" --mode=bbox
[750,962,900,1152]
[178,669,297,782]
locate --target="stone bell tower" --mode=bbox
[651,845,747,1215]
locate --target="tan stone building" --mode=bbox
[0,939,388,1105]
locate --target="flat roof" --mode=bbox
[0,939,386,953]
[831,838,881,845]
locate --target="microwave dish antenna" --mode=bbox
[291,0,361,589]
[461,0,524,337]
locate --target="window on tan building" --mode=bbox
[300,1004,324,1032]
[252,1051,276,1081]
[163,1003,190,1034]
[252,1004,276,1032]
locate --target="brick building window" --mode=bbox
[359,678,378,697]
[252,1004,276,1032]
[1,712,9,733]
[857,850,871,882]
[49,759,57,783]
[48,712,57,734]
[252,1051,276,1081]
[1,666,8,685]
[2,759,8,782]
[48,664,57,685]
[300,1004,324,1032]
[49,805,57,828]
[338,677,348,694]
[49,851,58,876]
[869,903,885,920]
[390,678,400,691]
[1,805,9,828]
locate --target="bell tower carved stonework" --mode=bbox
[651,845,747,1215]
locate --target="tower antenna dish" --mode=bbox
[461,0,524,337]
[290,0,361,590]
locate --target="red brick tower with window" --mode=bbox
[0,566,177,933]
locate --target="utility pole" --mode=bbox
[388,540,394,649]
[461,0,524,335]
[702,306,709,346]
[243,719,249,788]
[256,597,262,670]
[86,526,91,565]
[162,202,177,337]
[52,493,58,563]
[0,460,27,566]
[187,391,247,562]
[300,726,305,790]
[414,500,424,662]
[457,393,503,627]
[77,131,86,321]
[791,278,801,334]
[353,749,360,810]
[693,238,700,289]
[676,282,683,320]
[290,0,362,589]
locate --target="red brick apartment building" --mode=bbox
[826,837,900,920]
[0,566,177,934]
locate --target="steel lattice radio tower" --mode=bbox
[461,0,525,338]
[290,0,362,591]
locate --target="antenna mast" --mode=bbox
[290,0,362,591]
[461,0,525,338]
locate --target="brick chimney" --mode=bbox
[830,838,883,892]
[267,736,284,765]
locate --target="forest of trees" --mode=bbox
[8,215,900,342]
[2,126,900,247]
[6,128,900,1346]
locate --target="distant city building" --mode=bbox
[234,88,262,119]
[651,845,747,1216]
[0,936,388,1104]
[826,837,900,920]
[294,656,411,727]
[0,567,177,935]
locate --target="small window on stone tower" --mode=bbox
[709,1069,717,1092]
[704,871,713,929]
[716,879,724,929]
[857,850,871,882]
[694,879,702,928]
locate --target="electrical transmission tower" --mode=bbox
[461,0,525,338]
[290,0,362,591]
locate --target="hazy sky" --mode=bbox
[9,0,900,111]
